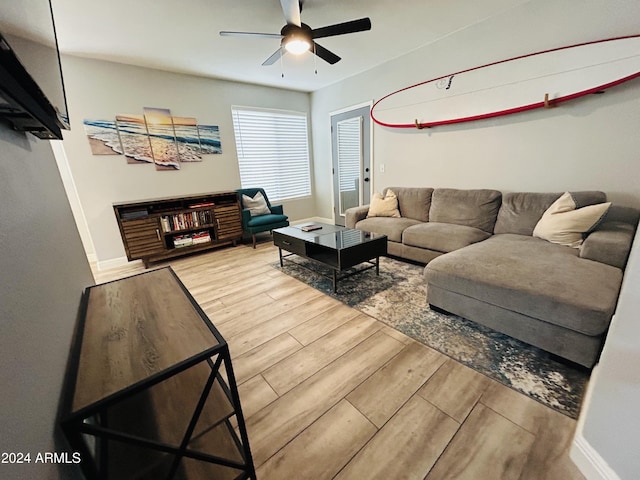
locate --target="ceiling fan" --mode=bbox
[219,0,372,66]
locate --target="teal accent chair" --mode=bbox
[236,188,289,248]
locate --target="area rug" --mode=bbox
[274,256,589,418]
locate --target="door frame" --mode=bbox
[329,101,374,225]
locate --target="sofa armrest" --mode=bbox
[345,205,370,228]
[269,204,284,215]
[580,221,636,269]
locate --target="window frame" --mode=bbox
[231,105,312,203]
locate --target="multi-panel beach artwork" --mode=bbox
[83,107,222,171]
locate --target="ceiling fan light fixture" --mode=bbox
[284,35,311,55]
[222,0,372,67]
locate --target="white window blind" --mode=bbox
[337,117,362,191]
[232,107,311,202]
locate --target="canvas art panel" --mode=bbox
[115,114,154,164]
[172,116,202,162]
[143,107,180,170]
[83,119,122,155]
[197,125,222,154]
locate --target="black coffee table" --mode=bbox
[273,223,388,292]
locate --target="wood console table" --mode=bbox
[60,267,255,480]
[113,191,243,268]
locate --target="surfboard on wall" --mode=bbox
[370,35,640,129]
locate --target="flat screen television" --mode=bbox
[0,0,69,139]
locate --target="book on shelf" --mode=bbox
[192,231,212,245]
[301,224,323,232]
[160,217,171,232]
[188,202,215,209]
[172,231,212,248]
[173,234,193,248]
[161,210,214,232]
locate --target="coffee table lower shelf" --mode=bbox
[273,224,388,293]
[278,250,381,293]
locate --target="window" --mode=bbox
[232,107,311,202]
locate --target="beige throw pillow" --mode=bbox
[242,191,271,216]
[367,189,401,218]
[533,192,610,248]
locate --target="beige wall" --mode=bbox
[0,127,93,480]
[59,55,313,265]
[311,0,640,219]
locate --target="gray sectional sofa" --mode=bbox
[346,187,638,367]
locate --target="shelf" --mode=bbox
[105,363,235,445]
[163,224,215,236]
[160,209,215,234]
[170,241,217,253]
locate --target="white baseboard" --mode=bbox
[96,218,334,270]
[291,216,334,225]
[570,363,620,480]
[97,256,142,271]
[571,435,620,480]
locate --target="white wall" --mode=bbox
[311,0,640,219]
[573,227,640,479]
[0,127,94,480]
[59,55,313,266]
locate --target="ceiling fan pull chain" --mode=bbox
[280,49,285,78]
[314,43,318,74]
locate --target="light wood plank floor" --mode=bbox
[92,241,586,480]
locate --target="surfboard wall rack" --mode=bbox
[372,34,640,130]
[544,93,554,109]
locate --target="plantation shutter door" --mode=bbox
[336,116,362,215]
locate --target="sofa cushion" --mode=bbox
[533,192,611,248]
[384,187,433,222]
[429,188,501,233]
[424,234,622,336]
[368,189,401,218]
[247,213,288,227]
[403,222,491,253]
[355,217,422,243]
[495,191,607,235]
[579,221,636,269]
[601,204,640,227]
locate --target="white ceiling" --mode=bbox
[39,0,531,92]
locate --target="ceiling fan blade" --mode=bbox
[312,17,371,39]
[312,42,341,64]
[280,0,301,26]
[220,31,282,39]
[262,48,287,66]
